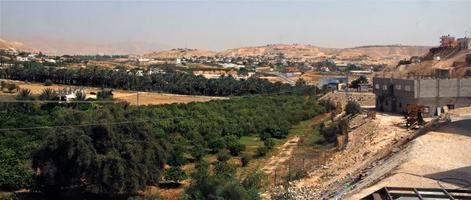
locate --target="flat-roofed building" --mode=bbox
[373,76,471,116]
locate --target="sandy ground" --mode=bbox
[0,79,226,105]
[346,119,471,199]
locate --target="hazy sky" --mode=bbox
[1,0,470,51]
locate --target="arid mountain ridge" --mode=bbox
[1,38,430,65]
[146,44,431,66]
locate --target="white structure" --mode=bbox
[16,56,29,62]
[45,58,56,63]
[221,63,245,69]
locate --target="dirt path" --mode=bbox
[262,136,300,175]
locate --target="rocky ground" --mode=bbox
[267,112,414,199]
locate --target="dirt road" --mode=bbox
[262,136,300,175]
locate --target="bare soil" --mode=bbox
[0,79,226,105]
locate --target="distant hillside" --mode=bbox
[0,38,34,52]
[384,46,471,77]
[146,48,216,59]
[218,44,336,58]
[147,44,430,66]
[335,45,430,59]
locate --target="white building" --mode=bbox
[16,56,29,62]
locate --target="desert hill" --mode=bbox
[145,48,216,59]
[0,38,34,52]
[147,44,430,66]
[218,44,336,58]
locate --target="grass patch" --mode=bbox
[239,136,264,156]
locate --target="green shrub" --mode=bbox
[345,100,361,116]
[256,146,268,157]
[44,79,53,86]
[164,166,187,184]
[241,154,252,167]
[217,151,231,162]
[264,138,275,150]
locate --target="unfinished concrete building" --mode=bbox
[373,76,471,116]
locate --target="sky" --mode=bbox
[0,0,470,52]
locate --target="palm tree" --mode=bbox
[39,88,58,100]
[16,89,34,100]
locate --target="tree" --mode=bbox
[190,144,206,161]
[217,151,231,162]
[16,89,34,100]
[350,76,368,89]
[345,100,361,116]
[255,146,268,157]
[241,154,252,167]
[97,89,113,100]
[263,138,275,150]
[39,88,58,100]
[0,148,34,190]
[32,121,168,195]
[44,79,53,86]
[164,166,187,184]
[167,146,186,167]
[6,83,16,93]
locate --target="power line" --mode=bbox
[0,115,195,131]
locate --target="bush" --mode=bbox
[5,83,17,93]
[228,144,245,156]
[0,148,34,190]
[241,154,252,167]
[164,166,187,184]
[256,146,268,157]
[44,79,53,86]
[264,138,275,150]
[97,89,113,100]
[190,145,205,161]
[319,99,336,112]
[226,136,245,156]
[217,151,231,162]
[345,100,361,116]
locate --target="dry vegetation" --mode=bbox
[0,79,226,105]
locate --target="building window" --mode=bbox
[375,84,380,89]
[383,85,388,90]
[396,85,402,90]
[405,85,411,91]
